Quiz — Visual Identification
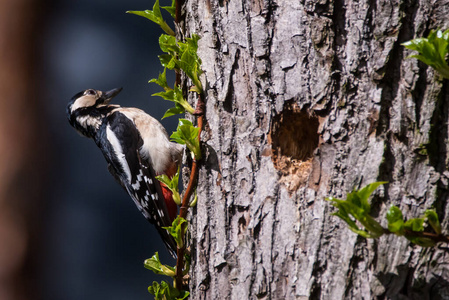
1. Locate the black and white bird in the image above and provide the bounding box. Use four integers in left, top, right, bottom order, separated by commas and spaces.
67, 87, 182, 256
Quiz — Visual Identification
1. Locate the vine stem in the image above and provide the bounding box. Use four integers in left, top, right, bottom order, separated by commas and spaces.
384, 228, 449, 244
175, 0, 184, 27
175, 92, 203, 289
173, 0, 202, 290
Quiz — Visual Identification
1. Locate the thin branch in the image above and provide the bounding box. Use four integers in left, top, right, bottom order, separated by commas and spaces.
173, 0, 202, 290
403, 230, 449, 244
175, 92, 204, 289
384, 228, 449, 244
175, 0, 184, 26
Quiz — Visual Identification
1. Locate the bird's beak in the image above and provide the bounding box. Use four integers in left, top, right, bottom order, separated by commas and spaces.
102, 87, 123, 104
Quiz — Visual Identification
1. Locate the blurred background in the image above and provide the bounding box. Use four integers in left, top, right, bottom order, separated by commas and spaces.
0, 0, 178, 299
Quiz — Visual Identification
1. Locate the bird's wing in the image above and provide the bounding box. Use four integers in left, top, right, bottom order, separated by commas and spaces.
97, 111, 177, 257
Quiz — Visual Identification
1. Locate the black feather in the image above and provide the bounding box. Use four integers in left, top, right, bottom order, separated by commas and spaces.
95, 112, 177, 257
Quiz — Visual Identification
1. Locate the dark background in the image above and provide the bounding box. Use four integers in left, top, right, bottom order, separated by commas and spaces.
31, 0, 177, 299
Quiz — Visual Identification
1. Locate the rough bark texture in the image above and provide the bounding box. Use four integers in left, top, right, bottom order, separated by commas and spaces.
184, 0, 449, 299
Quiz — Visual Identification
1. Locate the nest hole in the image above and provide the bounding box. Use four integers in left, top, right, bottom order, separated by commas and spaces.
269, 105, 319, 191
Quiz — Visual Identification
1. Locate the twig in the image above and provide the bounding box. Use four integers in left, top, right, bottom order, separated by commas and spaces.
175, 0, 184, 27
384, 228, 449, 244
175, 94, 204, 289
403, 230, 449, 244
175, 92, 204, 289
173, 0, 203, 290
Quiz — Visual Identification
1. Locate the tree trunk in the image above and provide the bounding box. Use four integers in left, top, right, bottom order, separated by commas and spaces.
0, 0, 43, 299
184, 0, 449, 299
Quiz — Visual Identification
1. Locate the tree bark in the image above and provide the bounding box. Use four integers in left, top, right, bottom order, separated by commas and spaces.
184, 0, 449, 299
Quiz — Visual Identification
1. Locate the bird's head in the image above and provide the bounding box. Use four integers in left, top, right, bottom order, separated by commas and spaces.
67, 87, 122, 137
67, 87, 123, 115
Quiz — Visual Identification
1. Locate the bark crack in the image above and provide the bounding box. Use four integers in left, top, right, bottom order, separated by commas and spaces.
269, 184, 280, 297
308, 204, 329, 298
376, 0, 418, 136
329, 0, 347, 102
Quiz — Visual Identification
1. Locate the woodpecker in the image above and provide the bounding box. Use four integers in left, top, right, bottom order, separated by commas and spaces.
67, 88, 182, 257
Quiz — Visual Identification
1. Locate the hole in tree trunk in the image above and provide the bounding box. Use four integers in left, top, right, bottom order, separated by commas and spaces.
269, 104, 319, 192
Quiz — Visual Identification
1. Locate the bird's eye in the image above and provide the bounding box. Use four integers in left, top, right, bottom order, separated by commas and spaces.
85, 89, 96, 96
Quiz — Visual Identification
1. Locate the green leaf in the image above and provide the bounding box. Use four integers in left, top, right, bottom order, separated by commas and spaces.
177, 291, 190, 300
386, 205, 404, 233
403, 29, 449, 79
149, 68, 169, 90
434, 35, 448, 62
404, 218, 425, 232
327, 198, 359, 230
152, 85, 194, 117
403, 216, 437, 247
344, 192, 365, 216
163, 216, 187, 248
127, 0, 175, 36
347, 227, 372, 238
144, 252, 175, 277
156, 168, 181, 205
156, 174, 171, 185
148, 280, 189, 300
127, 10, 160, 24
171, 119, 201, 159
153, 89, 175, 101
155, 33, 203, 93
159, 54, 177, 69
159, 34, 179, 54
178, 52, 202, 91
402, 38, 426, 51
425, 210, 441, 234
406, 237, 436, 247
178, 35, 203, 92
359, 214, 384, 238
187, 34, 201, 52
173, 86, 195, 113
356, 181, 388, 213
156, 172, 179, 190
179, 50, 195, 74
407, 54, 435, 68
189, 190, 198, 207
148, 282, 163, 299
161, 0, 176, 18
327, 198, 372, 238
326, 182, 388, 239
162, 105, 185, 119
442, 28, 449, 41
144, 252, 163, 275
420, 41, 436, 63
